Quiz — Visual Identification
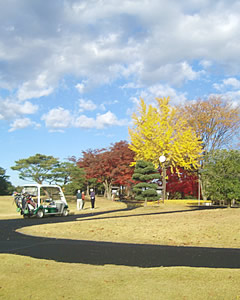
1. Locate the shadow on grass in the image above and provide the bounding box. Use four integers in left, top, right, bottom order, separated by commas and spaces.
75, 204, 227, 223
1, 205, 239, 269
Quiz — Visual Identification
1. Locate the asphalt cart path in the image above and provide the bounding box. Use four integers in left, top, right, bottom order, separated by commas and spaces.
1, 209, 240, 269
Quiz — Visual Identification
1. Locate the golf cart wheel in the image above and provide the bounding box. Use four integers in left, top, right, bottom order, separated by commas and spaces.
36, 209, 44, 218
23, 215, 30, 219
62, 208, 69, 217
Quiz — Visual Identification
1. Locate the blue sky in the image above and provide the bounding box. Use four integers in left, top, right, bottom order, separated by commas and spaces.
1, 0, 240, 186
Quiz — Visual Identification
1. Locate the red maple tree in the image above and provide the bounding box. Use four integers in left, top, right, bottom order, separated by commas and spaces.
166, 167, 199, 199
76, 141, 135, 200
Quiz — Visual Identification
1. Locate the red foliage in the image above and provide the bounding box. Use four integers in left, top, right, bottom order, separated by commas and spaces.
166, 167, 199, 198
77, 141, 135, 187
77, 149, 99, 180
110, 141, 135, 186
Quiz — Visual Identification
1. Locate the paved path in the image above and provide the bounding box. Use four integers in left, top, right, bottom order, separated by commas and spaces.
1, 209, 240, 268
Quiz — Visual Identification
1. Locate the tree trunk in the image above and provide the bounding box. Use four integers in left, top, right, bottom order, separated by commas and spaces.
199, 173, 207, 201
126, 185, 131, 197
103, 180, 112, 200
144, 197, 147, 207
199, 159, 207, 201
86, 184, 90, 196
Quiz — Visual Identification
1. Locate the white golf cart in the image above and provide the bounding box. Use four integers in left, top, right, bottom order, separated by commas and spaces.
14, 184, 69, 218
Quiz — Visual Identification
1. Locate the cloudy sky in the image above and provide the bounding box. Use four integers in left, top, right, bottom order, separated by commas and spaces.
1, 0, 240, 185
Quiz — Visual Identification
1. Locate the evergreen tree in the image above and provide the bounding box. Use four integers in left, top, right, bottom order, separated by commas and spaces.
201, 149, 240, 206
11, 154, 60, 184
0, 167, 14, 195
132, 160, 160, 205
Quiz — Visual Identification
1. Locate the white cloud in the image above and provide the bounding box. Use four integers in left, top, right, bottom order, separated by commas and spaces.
95, 111, 127, 129
199, 60, 212, 69
2, 0, 240, 134
78, 98, 119, 113
210, 90, 240, 105
1, 0, 230, 93
75, 81, 88, 94
42, 106, 127, 131
140, 62, 204, 86
213, 83, 223, 91
223, 78, 240, 89
99, 99, 119, 111
75, 111, 127, 129
149, 85, 187, 104
17, 72, 54, 101
133, 84, 187, 105
126, 84, 187, 116
41, 107, 73, 131
78, 98, 97, 112
74, 115, 97, 129
0, 2, 240, 87
213, 77, 240, 91
75, 83, 85, 93
8, 118, 40, 132
0, 99, 38, 120
120, 82, 143, 89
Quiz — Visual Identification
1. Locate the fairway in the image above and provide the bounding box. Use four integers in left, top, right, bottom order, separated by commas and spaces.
1, 196, 240, 299
18, 198, 240, 249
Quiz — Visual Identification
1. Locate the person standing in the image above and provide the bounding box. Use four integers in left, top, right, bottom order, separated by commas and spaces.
90, 189, 95, 209
81, 191, 85, 210
76, 190, 82, 210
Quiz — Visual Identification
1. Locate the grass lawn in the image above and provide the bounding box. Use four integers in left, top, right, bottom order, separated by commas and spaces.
19, 198, 240, 249
1, 195, 240, 299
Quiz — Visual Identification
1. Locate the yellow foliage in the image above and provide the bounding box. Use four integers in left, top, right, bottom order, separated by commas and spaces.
129, 97, 202, 172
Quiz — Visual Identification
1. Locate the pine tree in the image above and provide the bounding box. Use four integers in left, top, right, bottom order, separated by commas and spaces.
132, 160, 160, 206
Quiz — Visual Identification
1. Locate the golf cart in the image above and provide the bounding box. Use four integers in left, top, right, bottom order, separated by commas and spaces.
14, 184, 69, 218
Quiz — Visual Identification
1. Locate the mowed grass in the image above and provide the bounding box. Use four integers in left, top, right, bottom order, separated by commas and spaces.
1, 196, 240, 299
0, 196, 22, 219
18, 198, 240, 249
1, 254, 240, 300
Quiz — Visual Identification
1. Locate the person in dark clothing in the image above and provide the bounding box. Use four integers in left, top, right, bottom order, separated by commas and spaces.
90, 189, 95, 209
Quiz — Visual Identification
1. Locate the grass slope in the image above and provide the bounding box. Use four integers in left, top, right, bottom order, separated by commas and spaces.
1, 196, 240, 299
18, 200, 240, 249
1, 254, 240, 300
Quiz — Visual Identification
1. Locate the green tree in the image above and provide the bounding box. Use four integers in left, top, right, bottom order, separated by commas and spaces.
62, 163, 86, 195
178, 96, 240, 200
132, 160, 160, 206
0, 167, 14, 195
202, 149, 240, 206
51, 162, 74, 185
11, 154, 60, 184
54, 162, 85, 185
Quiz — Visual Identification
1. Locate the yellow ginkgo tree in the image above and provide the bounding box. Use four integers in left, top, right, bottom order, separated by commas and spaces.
129, 97, 203, 201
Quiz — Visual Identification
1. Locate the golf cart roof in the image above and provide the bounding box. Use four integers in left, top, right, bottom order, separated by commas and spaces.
22, 184, 67, 205
23, 184, 62, 188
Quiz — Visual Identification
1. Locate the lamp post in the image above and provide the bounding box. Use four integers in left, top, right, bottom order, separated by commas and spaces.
198, 171, 201, 206
159, 155, 166, 203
